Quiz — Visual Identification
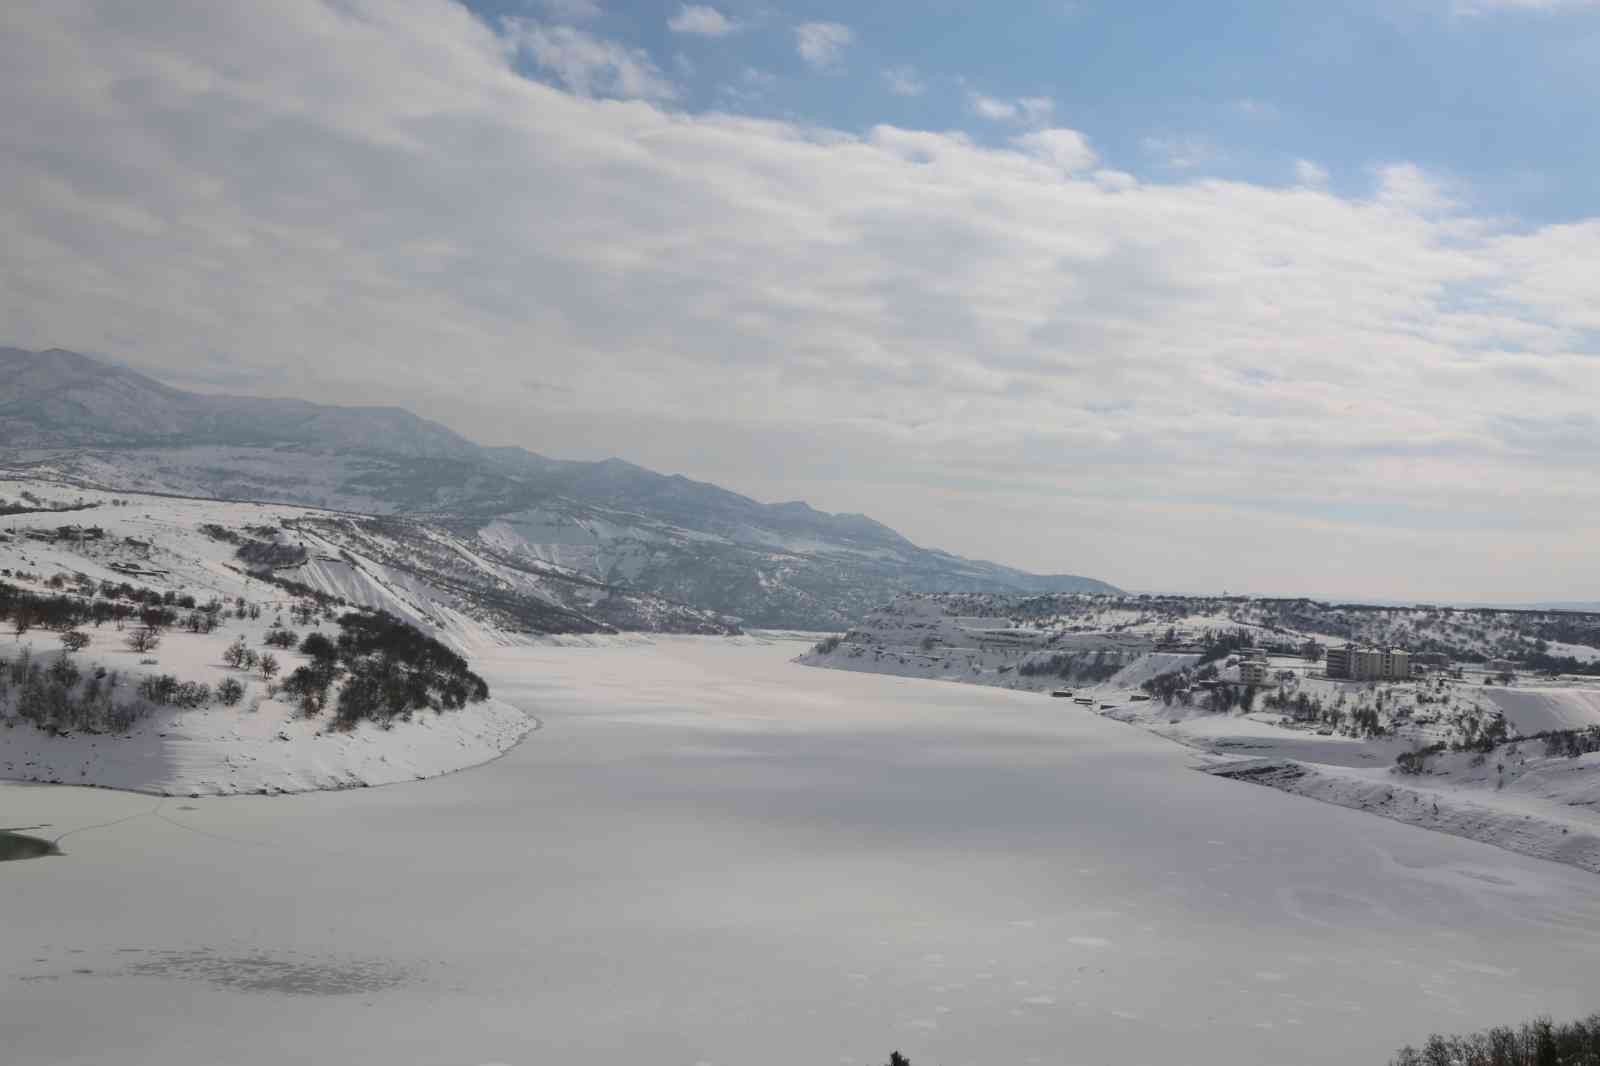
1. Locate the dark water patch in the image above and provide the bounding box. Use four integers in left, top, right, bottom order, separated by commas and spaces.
0, 831, 57, 861
120, 948, 414, 996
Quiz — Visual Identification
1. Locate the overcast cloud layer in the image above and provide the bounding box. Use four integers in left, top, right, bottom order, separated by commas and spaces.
3, 0, 1599, 602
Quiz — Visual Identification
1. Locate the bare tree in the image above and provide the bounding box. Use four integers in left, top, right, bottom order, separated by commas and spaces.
126, 627, 161, 654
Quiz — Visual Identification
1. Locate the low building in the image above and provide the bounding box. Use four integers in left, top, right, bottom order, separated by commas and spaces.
1486, 658, 1518, 676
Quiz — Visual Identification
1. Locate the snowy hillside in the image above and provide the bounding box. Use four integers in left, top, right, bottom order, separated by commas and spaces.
0, 476, 683, 794
801, 592, 1600, 875
0, 477, 738, 640
0, 347, 1117, 628
0, 615, 530, 797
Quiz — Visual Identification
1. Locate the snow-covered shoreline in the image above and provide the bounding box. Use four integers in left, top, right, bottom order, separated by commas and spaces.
1203, 757, 1600, 875
1, 696, 534, 797
799, 595, 1600, 877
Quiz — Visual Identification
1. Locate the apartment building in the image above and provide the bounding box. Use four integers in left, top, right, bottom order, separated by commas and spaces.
1239, 658, 1270, 685
1325, 644, 1410, 681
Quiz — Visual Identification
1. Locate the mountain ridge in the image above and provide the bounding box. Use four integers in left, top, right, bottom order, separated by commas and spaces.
0, 347, 1119, 627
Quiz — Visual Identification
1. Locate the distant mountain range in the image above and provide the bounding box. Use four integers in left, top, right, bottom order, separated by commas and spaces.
0, 347, 1118, 629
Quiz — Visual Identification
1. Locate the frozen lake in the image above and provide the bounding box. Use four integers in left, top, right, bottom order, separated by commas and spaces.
5, 636, 1600, 1065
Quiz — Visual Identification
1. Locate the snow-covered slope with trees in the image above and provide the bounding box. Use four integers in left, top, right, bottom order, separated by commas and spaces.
801, 592, 1600, 874
0, 478, 602, 794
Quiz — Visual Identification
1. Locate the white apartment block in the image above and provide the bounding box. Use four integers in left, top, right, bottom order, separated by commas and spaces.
1325, 644, 1410, 681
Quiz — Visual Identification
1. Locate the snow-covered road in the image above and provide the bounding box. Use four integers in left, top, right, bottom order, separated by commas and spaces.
5, 636, 1600, 1065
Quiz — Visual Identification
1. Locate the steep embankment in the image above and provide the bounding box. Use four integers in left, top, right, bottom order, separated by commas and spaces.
1479, 686, 1600, 733
1206, 757, 1600, 875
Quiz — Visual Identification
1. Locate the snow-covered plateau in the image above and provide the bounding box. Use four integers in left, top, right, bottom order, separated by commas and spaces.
800, 593, 1600, 877
7, 637, 1600, 1065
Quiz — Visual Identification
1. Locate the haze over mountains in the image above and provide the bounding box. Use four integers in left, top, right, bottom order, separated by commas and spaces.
0, 348, 1115, 629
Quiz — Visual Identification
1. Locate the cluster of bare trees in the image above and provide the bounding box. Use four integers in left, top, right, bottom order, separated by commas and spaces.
1392, 1011, 1600, 1065
221, 636, 280, 683
279, 612, 489, 727
0, 648, 151, 735
1018, 648, 1125, 683
1541, 726, 1600, 759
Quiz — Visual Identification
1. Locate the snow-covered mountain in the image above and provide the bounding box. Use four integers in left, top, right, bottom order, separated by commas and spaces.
0, 347, 480, 458
0, 347, 1117, 628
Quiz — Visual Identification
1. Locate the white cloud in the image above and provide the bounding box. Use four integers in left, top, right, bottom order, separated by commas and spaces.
1233, 98, 1279, 119
668, 4, 737, 37
883, 65, 926, 97
968, 93, 1019, 121
968, 93, 1055, 126
1092, 169, 1137, 191
720, 66, 774, 103
1141, 133, 1221, 170
5, 0, 1600, 599
1294, 159, 1330, 186
1012, 129, 1098, 173
1453, 0, 1600, 13
1018, 96, 1055, 125
505, 21, 677, 100
794, 21, 852, 70
534, 0, 604, 21
1375, 162, 1457, 213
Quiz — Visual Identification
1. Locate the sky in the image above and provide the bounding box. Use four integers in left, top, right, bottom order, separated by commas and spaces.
3, 0, 1600, 603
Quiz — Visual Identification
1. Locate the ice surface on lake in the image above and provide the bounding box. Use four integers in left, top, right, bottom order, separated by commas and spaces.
5, 637, 1600, 1065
